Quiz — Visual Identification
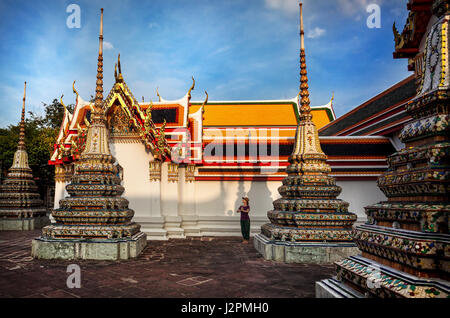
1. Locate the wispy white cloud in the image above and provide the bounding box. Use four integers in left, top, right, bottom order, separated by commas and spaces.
209, 45, 231, 57
104, 41, 114, 50
307, 27, 326, 39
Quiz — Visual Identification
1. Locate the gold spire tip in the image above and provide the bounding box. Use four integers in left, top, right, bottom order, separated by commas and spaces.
299, 2, 305, 50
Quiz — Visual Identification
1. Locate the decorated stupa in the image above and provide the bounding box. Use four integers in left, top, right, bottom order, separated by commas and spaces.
32, 9, 147, 260
0, 82, 49, 230
316, 0, 449, 298
254, 3, 358, 264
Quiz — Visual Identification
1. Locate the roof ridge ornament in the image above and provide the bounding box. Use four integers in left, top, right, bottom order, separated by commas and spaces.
187, 76, 195, 100
201, 91, 208, 116
116, 54, 124, 83
156, 87, 162, 102
72, 80, 79, 98
202, 91, 208, 107
60, 94, 68, 114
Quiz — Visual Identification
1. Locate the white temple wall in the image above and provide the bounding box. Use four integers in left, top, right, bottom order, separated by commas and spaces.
109, 142, 168, 240
160, 162, 179, 216
336, 180, 387, 225
160, 162, 184, 238
109, 142, 154, 217
192, 180, 280, 236
178, 168, 196, 215
53, 181, 66, 210
52, 181, 67, 223
178, 168, 199, 236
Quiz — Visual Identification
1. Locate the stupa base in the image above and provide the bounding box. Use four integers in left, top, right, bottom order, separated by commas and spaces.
253, 233, 359, 264
0, 215, 50, 231
31, 232, 147, 260
315, 255, 450, 298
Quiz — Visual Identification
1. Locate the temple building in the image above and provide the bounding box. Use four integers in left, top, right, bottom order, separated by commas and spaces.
316, 0, 449, 298
253, 3, 359, 264
0, 82, 49, 230
44, 8, 408, 241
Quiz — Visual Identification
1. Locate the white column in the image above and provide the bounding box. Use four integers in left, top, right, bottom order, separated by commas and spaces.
161, 162, 184, 238
141, 160, 167, 240
178, 165, 199, 236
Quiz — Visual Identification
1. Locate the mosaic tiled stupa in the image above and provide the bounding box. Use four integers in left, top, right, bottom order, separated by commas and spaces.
317, 0, 449, 298
0, 82, 49, 230
32, 9, 147, 260
254, 3, 358, 264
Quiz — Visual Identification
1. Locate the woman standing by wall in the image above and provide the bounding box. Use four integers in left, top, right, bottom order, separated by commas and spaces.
237, 197, 250, 244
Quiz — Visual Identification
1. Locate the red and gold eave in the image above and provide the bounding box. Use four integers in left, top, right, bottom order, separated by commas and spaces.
393, 0, 434, 62
49, 79, 337, 167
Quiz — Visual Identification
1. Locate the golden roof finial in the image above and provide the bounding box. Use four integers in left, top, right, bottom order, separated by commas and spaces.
201, 91, 208, 116
156, 87, 162, 102
188, 76, 195, 99
300, 2, 305, 51
60, 94, 68, 113
146, 100, 153, 119
94, 8, 104, 110
116, 53, 124, 82
202, 91, 208, 107
72, 80, 79, 98
299, 2, 311, 120
18, 81, 27, 150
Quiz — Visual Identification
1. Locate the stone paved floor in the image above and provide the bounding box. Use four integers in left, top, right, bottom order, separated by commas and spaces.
0, 230, 335, 298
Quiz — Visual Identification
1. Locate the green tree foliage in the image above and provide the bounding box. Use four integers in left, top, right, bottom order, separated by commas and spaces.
0, 99, 74, 193
31, 98, 75, 129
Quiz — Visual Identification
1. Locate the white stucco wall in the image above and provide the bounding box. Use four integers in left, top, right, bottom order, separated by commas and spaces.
336, 180, 387, 224
194, 180, 280, 219
53, 181, 66, 210
193, 179, 384, 224
109, 142, 159, 218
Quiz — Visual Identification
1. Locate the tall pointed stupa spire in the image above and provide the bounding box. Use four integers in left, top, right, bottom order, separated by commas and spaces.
0, 81, 48, 230
18, 81, 27, 150
82, 8, 110, 156
255, 2, 358, 263
32, 9, 146, 260
298, 2, 311, 119
95, 8, 104, 110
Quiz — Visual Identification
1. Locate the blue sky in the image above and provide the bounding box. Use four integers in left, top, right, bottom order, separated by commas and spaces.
0, 0, 411, 127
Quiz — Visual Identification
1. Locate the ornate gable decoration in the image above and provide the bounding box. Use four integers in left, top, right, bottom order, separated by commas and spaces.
108, 104, 139, 138
104, 54, 172, 161
393, 0, 433, 59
